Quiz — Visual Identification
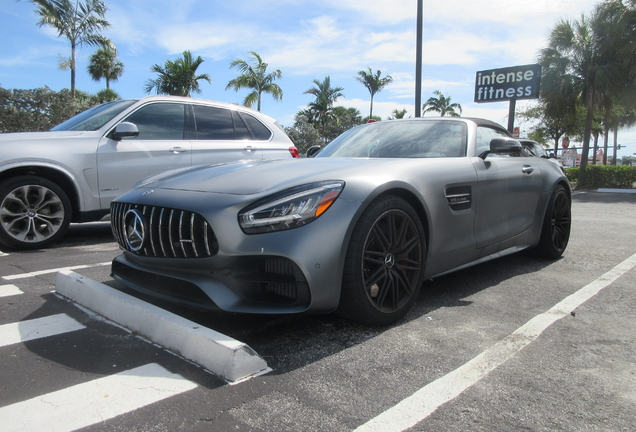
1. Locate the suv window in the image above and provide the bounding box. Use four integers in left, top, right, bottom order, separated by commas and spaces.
124, 103, 185, 140
239, 112, 272, 141
232, 111, 252, 140
193, 105, 235, 140
476, 126, 509, 156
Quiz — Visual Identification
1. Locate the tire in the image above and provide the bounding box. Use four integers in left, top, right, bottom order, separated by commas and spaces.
0, 176, 72, 250
533, 184, 571, 259
338, 195, 426, 326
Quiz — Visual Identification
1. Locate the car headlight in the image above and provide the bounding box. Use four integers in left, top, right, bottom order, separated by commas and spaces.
239, 181, 345, 234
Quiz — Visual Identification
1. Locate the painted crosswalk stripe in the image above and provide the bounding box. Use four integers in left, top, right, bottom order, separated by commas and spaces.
0, 363, 198, 432
1, 262, 111, 281
0, 284, 23, 298
0, 313, 86, 348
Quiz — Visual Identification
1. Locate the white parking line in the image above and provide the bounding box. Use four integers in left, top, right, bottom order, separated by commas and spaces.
0, 284, 23, 298
0, 363, 197, 432
355, 252, 636, 432
2, 262, 111, 281
0, 313, 86, 348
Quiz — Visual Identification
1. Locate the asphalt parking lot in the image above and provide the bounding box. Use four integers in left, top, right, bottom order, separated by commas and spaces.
1, 191, 635, 431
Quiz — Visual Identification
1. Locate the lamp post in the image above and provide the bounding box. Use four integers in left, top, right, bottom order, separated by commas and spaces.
415, 0, 423, 117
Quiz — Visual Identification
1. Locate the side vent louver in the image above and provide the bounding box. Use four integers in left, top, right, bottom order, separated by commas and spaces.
445, 186, 472, 211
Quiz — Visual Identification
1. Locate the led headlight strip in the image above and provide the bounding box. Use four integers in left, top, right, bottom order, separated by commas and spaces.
239, 181, 345, 234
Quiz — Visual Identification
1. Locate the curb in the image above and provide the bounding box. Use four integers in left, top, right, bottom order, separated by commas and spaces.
597, 188, 636, 194
55, 270, 270, 383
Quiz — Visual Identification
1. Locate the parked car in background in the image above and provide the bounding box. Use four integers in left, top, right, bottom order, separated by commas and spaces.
519, 139, 564, 170
0, 95, 298, 250
110, 117, 571, 326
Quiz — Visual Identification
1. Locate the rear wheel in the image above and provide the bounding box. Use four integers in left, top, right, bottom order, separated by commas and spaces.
0, 176, 72, 250
534, 184, 571, 259
338, 195, 426, 326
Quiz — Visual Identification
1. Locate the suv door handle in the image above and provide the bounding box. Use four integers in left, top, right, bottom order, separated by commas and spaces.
169, 147, 188, 154
522, 165, 534, 174
244, 146, 256, 153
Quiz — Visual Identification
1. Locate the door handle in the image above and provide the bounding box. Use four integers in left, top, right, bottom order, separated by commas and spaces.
169, 147, 187, 154
244, 146, 256, 153
522, 165, 534, 174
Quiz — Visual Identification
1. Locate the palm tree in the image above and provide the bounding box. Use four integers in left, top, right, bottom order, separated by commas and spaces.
303, 76, 344, 141
29, 0, 111, 99
144, 51, 211, 97
389, 109, 408, 120
539, 4, 631, 183
355, 67, 393, 119
422, 90, 462, 117
225, 51, 283, 112
87, 46, 123, 89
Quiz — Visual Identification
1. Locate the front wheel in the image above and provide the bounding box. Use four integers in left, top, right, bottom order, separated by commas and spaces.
0, 176, 72, 250
533, 184, 571, 259
338, 195, 426, 326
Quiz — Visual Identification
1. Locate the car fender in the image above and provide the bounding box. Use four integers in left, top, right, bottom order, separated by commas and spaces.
0, 160, 97, 215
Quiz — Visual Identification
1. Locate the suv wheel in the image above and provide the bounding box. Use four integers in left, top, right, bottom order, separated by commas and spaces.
0, 176, 72, 250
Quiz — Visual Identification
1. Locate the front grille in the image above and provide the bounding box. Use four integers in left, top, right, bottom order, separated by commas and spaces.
111, 202, 219, 258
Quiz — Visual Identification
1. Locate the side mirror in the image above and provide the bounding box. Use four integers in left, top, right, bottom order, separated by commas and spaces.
111, 122, 139, 141
306, 145, 322, 158
480, 137, 522, 159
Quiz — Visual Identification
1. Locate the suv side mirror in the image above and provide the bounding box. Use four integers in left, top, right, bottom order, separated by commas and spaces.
111, 122, 139, 141
480, 137, 522, 159
306, 145, 322, 158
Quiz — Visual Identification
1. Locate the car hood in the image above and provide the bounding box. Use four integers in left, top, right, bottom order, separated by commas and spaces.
0, 130, 87, 143
136, 158, 393, 195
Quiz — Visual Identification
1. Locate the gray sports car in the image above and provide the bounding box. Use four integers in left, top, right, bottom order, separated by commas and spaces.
110, 117, 571, 325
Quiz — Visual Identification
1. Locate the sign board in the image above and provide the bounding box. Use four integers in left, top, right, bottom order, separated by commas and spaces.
474, 64, 541, 103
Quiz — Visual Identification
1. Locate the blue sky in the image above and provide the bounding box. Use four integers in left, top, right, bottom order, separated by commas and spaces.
2, 0, 635, 157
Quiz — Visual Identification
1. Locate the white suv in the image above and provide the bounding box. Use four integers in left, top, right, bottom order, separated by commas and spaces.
0, 95, 299, 250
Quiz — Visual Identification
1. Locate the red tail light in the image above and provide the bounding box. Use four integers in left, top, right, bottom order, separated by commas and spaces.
289, 147, 300, 158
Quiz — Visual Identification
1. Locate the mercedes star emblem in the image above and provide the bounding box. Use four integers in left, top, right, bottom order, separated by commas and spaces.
124, 209, 146, 252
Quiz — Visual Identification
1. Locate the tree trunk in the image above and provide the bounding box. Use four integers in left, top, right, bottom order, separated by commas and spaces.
603, 126, 609, 165
577, 102, 594, 186
71, 42, 76, 100
612, 126, 619, 165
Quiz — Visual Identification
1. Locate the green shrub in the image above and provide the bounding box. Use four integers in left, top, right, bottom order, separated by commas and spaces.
565, 166, 636, 189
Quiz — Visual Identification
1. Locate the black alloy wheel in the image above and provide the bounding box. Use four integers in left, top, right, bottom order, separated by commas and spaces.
338, 195, 425, 325
534, 184, 571, 259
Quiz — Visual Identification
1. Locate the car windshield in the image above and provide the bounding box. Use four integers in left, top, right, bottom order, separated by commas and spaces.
316, 119, 467, 158
51, 99, 137, 131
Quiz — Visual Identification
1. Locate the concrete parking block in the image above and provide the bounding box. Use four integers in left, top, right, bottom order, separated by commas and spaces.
55, 270, 270, 383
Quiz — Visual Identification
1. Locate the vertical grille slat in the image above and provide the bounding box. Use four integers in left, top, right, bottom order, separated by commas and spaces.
190, 213, 199, 258
178, 212, 186, 257
204, 221, 211, 256
159, 208, 167, 257
149, 207, 158, 256
110, 202, 218, 259
168, 210, 177, 257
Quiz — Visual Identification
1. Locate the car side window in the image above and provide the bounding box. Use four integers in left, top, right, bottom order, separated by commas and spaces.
239, 112, 272, 141
475, 126, 509, 156
193, 105, 235, 140
123, 103, 185, 140
232, 112, 252, 140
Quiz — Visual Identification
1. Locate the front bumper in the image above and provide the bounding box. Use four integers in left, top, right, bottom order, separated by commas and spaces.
110, 193, 364, 315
